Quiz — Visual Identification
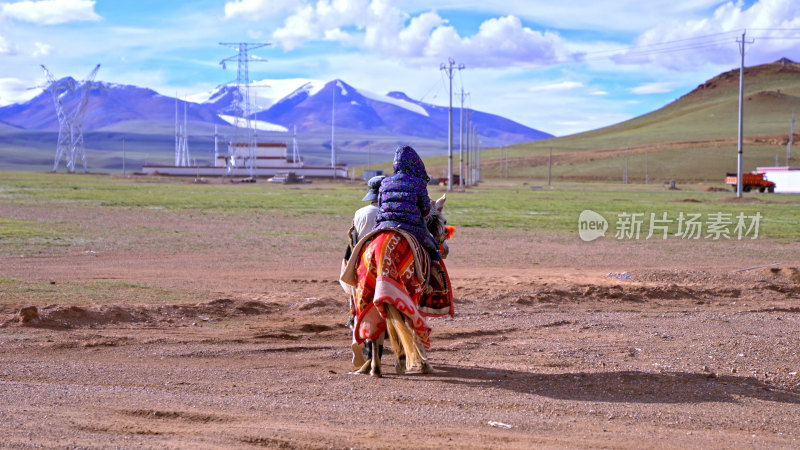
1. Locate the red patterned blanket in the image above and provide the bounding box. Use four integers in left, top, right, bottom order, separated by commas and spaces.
353, 231, 431, 348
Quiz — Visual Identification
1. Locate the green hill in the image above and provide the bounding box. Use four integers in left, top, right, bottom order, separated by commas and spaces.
471, 58, 800, 184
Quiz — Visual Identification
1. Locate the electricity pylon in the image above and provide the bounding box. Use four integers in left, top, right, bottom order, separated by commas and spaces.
219, 42, 270, 178
41, 64, 100, 172
175, 98, 190, 167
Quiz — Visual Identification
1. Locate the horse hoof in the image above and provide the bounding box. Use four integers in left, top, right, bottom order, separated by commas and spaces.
352, 343, 365, 369
355, 359, 372, 374
371, 368, 382, 378
421, 362, 434, 374
395, 362, 406, 375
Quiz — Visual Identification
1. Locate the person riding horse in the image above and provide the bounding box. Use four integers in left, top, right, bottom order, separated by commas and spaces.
341, 146, 454, 376
350, 175, 385, 249
372, 145, 441, 263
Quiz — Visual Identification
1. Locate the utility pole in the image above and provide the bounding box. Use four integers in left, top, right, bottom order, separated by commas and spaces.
505, 146, 509, 179
175, 95, 179, 166
214, 125, 218, 167
736, 30, 754, 198
459, 89, 467, 187
470, 123, 475, 185
624, 148, 629, 184
467, 120, 473, 186
331, 83, 336, 179
478, 128, 482, 182
788, 110, 795, 166
472, 124, 481, 185
440, 58, 464, 191
500, 147, 505, 178
465, 109, 471, 186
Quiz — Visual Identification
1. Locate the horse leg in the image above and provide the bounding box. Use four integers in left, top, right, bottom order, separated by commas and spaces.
389, 325, 406, 375
370, 338, 382, 378
350, 338, 372, 375
419, 342, 433, 373
355, 356, 371, 374
351, 340, 365, 370
395, 347, 406, 375
353, 341, 372, 375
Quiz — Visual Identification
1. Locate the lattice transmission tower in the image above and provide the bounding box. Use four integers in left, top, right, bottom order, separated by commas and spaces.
219, 42, 270, 178
174, 98, 190, 166
40, 64, 100, 172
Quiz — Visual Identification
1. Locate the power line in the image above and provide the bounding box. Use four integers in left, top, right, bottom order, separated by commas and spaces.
752, 36, 800, 40
618, 38, 735, 55
747, 27, 800, 31
418, 78, 442, 103
546, 28, 800, 66
585, 30, 740, 57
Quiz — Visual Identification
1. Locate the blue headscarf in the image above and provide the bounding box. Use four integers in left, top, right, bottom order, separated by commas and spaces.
393, 145, 429, 182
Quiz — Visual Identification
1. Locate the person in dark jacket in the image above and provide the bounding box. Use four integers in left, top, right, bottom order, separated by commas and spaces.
373, 145, 441, 261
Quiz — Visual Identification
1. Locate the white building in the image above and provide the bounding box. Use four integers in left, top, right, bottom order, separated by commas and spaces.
142, 141, 347, 178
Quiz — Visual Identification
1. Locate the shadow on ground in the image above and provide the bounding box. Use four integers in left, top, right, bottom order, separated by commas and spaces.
422, 364, 800, 405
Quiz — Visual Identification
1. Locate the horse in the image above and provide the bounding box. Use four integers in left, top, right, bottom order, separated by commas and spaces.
340, 194, 452, 377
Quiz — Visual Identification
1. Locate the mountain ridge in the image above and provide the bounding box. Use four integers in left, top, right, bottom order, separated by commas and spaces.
469, 58, 800, 182
0, 77, 551, 166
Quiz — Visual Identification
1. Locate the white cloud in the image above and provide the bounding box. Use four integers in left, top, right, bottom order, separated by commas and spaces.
393, 11, 444, 56
621, 0, 800, 69
273, 0, 384, 50
0, 78, 41, 106
427, 15, 574, 67
401, 0, 724, 32
32, 41, 51, 56
224, 0, 301, 20
2, 0, 100, 25
272, 4, 317, 50
0, 35, 15, 55
630, 82, 678, 94
527, 81, 583, 92
588, 90, 608, 96
272, 1, 574, 67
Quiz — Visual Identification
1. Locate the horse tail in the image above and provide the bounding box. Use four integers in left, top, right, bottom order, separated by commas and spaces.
385, 303, 425, 370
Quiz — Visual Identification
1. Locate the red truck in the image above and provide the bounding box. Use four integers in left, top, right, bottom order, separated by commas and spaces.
725, 172, 776, 192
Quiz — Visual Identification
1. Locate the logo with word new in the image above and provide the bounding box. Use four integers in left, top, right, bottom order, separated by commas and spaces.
578, 210, 608, 242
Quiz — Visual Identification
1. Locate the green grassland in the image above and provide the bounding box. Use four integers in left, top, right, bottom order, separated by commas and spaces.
0, 171, 359, 213
1, 171, 798, 241
513, 144, 785, 182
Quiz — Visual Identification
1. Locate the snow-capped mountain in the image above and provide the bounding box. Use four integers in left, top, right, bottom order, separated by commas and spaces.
184, 78, 550, 144
0, 78, 225, 130
252, 79, 551, 144
0, 77, 551, 170
188, 78, 320, 114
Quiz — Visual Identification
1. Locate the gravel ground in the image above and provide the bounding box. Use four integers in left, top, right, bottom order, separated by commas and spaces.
1, 201, 799, 448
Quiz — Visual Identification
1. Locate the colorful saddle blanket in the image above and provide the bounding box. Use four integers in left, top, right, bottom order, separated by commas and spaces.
339, 229, 454, 348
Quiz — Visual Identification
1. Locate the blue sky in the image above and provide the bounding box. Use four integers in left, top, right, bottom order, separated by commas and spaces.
0, 0, 798, 136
